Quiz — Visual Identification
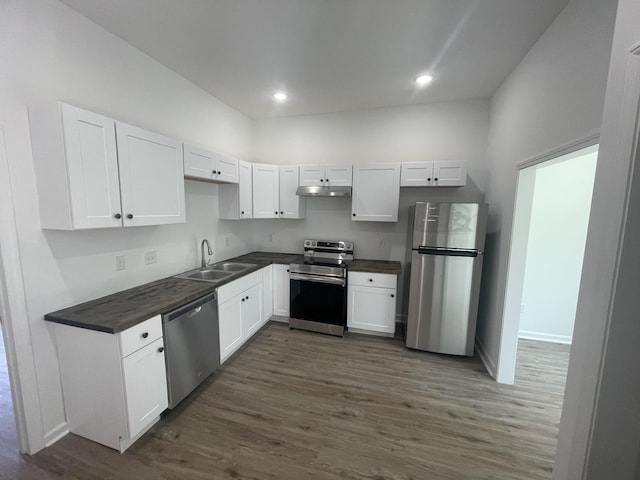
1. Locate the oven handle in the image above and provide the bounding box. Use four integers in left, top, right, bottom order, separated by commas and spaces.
289, 273, 346, 287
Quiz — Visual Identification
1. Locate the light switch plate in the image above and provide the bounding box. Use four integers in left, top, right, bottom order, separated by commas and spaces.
115, 255, 125, 271
144, 251, 157, 265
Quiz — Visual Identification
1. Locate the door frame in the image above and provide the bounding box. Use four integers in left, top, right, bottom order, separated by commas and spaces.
496, 132, 599, 385
0, 125, 45, 454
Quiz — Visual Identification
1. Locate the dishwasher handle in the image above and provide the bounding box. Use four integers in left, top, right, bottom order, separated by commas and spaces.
163, 293, 216, 322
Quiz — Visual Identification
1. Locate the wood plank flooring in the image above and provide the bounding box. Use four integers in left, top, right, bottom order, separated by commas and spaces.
4, 324, 570, 480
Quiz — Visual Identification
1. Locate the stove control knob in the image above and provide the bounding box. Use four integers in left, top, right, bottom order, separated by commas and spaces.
312, 241, 317, 247
304, 240, 310, 246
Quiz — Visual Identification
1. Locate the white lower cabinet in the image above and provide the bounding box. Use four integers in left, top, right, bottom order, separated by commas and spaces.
262, 265, 274, 322
218, 270, 264, 363
55, 316, 168, 452
347, 272, 397, 336
272, 264, 290, 319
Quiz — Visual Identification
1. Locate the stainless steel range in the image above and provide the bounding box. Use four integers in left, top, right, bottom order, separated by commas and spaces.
289, 239, 354, 336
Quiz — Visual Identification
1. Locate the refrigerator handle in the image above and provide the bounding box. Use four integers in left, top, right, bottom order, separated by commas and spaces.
417, 247, 479, 257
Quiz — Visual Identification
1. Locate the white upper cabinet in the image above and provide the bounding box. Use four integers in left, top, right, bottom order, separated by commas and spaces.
252, 164, 279, 218
433, 161, 467, 186
279, 166, 306, 219
115, 122, 185, 227
299, 164, 353, 186
400, 161, 467, 187
183, 144, 238, 184
218, 160, 253, 219
29, 102, 185, 229
351, 163, 401, 222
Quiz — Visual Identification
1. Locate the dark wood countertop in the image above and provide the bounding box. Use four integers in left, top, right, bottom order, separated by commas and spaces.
45, 251, 301, 334
349, 259, 402, 275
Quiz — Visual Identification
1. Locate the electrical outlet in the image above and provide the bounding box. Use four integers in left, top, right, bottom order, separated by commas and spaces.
144, 250, 157, 265
520, 304, 526, 314
378, 238, 385, 248
268, 233, 274, 243
224, 236, 230, 247
115, 255, 126, 271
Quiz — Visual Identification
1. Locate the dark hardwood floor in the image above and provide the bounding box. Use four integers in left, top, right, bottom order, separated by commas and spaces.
5, 324, 570, 480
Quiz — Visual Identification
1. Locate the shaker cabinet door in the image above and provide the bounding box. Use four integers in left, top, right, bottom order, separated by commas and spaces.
116, 122, 185, 227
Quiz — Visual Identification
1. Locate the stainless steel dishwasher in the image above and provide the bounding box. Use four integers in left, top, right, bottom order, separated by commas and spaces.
162, 292, 220, 409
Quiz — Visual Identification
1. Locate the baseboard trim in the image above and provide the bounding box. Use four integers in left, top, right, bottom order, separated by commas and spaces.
475, 338, 496, 379
44, 422, 68, 447
518, 331, 572, 344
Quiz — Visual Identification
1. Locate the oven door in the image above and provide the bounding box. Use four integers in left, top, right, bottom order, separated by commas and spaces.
289, 273, 347, 326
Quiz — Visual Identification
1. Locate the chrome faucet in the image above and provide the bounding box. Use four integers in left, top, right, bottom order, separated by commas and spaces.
200, 239, 213, 269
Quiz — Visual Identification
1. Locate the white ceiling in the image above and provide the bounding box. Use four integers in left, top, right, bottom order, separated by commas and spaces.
60, 0, 569, 119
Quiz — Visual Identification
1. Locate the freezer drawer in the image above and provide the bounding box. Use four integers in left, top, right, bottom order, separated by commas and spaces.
406, 250, 483, 356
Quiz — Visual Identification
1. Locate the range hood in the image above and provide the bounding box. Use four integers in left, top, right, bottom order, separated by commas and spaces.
296, 185, 352, 197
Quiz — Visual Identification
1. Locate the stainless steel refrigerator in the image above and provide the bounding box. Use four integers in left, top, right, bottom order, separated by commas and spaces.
405, 202, 488, 356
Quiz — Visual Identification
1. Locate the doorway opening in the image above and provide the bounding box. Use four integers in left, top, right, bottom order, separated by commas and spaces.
0, 313, 20, 464
506, 143, 598, 387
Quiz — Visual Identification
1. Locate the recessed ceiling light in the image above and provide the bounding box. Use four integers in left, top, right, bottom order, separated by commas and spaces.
273, 91, 288, 102
415, 74, 433, 87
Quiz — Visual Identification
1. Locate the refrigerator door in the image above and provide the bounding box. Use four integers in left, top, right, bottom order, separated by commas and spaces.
412, 202, 488, 251
406, 250, 483, 356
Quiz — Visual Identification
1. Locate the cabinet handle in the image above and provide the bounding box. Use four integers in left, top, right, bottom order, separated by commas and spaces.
320, 179, 324, 182
390, 294, 395, 298
275, 211, 278, 215
286, 269, 289, 272
280, 211, 283, 214
245, 296, 249, 300
241, 298, 245, 302
369, 278, 373, 282
217, 171, 221, 175
427, 177, 432, 181
126, 214, 134, 219
114, 213, 122, 219
326, 178, 329, 182
141, 332, 149, 339
212, 170, 217, 175
158, 347, 165, 353
434, 178, 438, 181
352, 213, 356, 217
241, 211, 245, 214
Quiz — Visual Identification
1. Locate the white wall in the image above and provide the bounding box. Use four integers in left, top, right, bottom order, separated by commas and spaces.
253, 100, 491, 313
477, 0, 617, 382
0, 0, 254, 449
556, 0, 640, 476
518, 150, 597, 344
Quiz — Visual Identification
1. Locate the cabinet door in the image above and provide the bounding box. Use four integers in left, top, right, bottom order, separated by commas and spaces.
326, 165, 353, 186
279, 166, 306, 219
400, 162, 434, 187
299, 165, 325, 186
61, 104, 123, 229
238, 160, 253, 218
183, 144, 216, 181
219, 297, 244, 363
241, 283, 263, 337
352, 163, 401, 222
347, 286, 396, 334
121, 338, 168, 439
273, 264, 290, 317
433, 161, 467, 187
252, 164, 279, 218
262, 265, 273, 323
216, 155, 239, 184
116, 122, 185, 226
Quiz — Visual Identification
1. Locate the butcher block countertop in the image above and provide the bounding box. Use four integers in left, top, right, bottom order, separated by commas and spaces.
349, 259, 402, 275
44, 251, 301, 334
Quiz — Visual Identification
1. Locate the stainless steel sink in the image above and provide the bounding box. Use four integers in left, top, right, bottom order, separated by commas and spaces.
208, 262, 256, 272
174, 262, 257, 284
176, 269, 233, 282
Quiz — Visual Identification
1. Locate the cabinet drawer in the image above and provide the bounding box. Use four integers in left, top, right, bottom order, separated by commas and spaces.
217, 270, 262, 304
119, 315, 163, 358
348, 272, 397, 289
